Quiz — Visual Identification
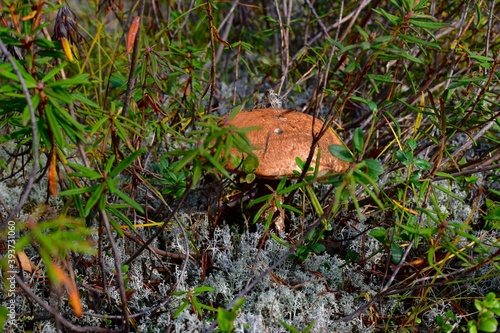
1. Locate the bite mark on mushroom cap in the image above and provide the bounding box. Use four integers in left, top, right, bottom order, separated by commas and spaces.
225, 108, 350, 179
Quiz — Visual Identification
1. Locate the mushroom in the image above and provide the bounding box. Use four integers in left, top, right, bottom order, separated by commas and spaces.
223, 108, 349, 231
225, 108, 349, 179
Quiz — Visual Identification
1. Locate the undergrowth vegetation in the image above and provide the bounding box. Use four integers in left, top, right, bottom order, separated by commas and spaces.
0, 0, 499, 332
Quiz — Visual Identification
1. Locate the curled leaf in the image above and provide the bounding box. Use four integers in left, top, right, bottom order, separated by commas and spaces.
126, 16, 140, 53
60, 37, 74, 62
48, 151, 58, 197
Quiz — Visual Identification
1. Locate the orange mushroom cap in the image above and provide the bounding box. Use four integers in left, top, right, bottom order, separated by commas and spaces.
225, 108, 349, 179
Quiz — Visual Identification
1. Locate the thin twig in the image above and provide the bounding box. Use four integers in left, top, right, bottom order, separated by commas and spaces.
274, 0, 291, 96
100, 210, 130, 331
304, 0, 330, 37
14, 275, 119, 332
124, 229, 201, 260
206, 0, 217, 113
286, 0, 372, 69
0, 40, 39, 228
121, 0, 146, 119
333, 240, 414, 323
233, 42, 242, 106
123, 172, 191, 292
485, 0, 495, 75
215, 0, 238, 65
173, 0, 196, 36
440, 113, 499, 170
336, 242, 500, 323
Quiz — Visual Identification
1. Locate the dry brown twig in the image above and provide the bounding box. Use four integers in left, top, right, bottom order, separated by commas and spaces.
14, 275, 120, 333
274, 0, 292, 97
0, 39, 39, 228
121, 0, 146, 119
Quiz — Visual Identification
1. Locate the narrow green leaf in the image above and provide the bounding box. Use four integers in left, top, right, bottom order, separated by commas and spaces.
0, 67, 19, 82
107, 214, 124, 237
391, 243, 403, 264
277, 181, 305, 195
398, 34, 441, 49
281, 204, 303, 215
373, 35, 395, 44
197, 302, 216, 312
414, 158, 431, 170
303, 320, 315, 333
435, 172, 456, 180
353, 128, 364, 154
172, 149, 199, 173
253, 203, 270, 224
433, 185, 464, 202
410, 19, 448, 30
328, 144, 354, 162
106, 206, 135, 230
59, 186, 95, 196
467, 53, 495, 63
248, 194, 272, 208
45, 105, 66, 147
338, 43, 360, 55
372, 8, 401, 25
111, 186, 145, 214
306, 184, 324, 216
23, 94, 40, 125
42, 61, 68, 83
45, 87, 74, 105
399, 51, 423, 64
448, 222, 489, 253
192, 161, 202, 187
91, 116, 109, 135
68, 163, 103, 180
173, 302, 189, 319
46, 74, 91, 88
84, 183, 105, 217
72, 92, 100, 108
109, 148, 145, 178
48, 96, 86, 133
98, 192, 107, 211
414, 0, 430, 10
204, 153, 231, 178
367, 74, 394, 83
384, 107, 403, 132
105, 155, 116, 174
359, 182, 384, 209
33, 37, 55, 48
193, 286, 215, 293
